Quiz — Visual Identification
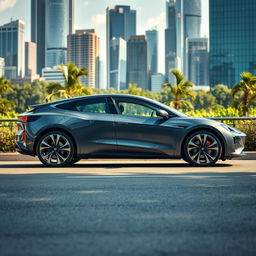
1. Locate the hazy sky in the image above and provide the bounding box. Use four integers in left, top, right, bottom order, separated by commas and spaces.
0, 0, 209, 77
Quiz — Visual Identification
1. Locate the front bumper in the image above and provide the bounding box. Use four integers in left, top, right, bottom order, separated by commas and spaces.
224, 132, 246, 159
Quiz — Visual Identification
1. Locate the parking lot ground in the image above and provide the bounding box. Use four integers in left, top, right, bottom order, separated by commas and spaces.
0, 159, 256, 256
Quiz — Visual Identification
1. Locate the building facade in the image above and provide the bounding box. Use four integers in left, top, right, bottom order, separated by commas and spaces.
187, 37, 208, 86
165, 0, 201, 80
127, 35, 148, 90
151, 73, 165, 93
31, 0, 73, 74
0, 58, 5, 77
0, 19, 25, 79
67, 29, 100, 88
42, 66, 65, 84
106, 5, 136, 89
209, 0, 256, 87
25, 42, 37, 76
146, 29, 158, 74
109, 37, 127, 90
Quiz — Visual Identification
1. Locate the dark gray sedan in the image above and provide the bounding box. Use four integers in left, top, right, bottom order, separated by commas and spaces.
15, 94, 246, 167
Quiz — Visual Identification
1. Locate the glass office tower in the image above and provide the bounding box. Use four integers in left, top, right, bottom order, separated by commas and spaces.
146, 29, 158, 74
46, 0, 69, 67
0, 20, 25, 78
209, 0, 256, 87
106, 5, 136, 89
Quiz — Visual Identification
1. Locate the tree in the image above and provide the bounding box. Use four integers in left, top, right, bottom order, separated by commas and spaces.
162, 69, 195, 110
0, 76, 12, 95
45, 62, 91, 101
232, 72, 256, 115
211, 84, 231, 108
194, 90, 217, 110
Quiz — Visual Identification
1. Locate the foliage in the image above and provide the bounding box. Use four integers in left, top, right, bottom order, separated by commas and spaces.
162, 69, 195, 110
232, 72, 256, 115
45, 62, 92, 101
194, 90, 217, 110
210, 84, 232, 108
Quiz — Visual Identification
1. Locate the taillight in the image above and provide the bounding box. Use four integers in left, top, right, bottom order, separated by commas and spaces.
18, 116, 28, 123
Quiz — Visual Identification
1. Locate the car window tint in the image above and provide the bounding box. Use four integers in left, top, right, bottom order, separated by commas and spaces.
57, 98, 109, 114
116, 101, 157, 117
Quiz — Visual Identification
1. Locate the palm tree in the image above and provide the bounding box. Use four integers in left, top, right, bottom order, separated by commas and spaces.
46, 62, 91, 101
232, 72, 256, 116
162, 69, 195, 110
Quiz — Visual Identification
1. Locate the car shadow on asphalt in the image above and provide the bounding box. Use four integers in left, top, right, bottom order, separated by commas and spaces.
0, 162, 232, 169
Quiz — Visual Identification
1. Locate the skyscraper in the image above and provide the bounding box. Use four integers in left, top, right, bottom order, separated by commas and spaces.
127, 35, 148, 90
46, 0, 69, 68
146, 29, 158, 74
106, 5, 136, 89
209, 0, 256, 87
109, 38, 127, 90
187, 38, 208, 86
0, 19, 25, 79
31, 0, 73, 73
25, 42, 37, 76
165, 0, 201, 80
67, 29, 100, 88
31, 0, 46, 75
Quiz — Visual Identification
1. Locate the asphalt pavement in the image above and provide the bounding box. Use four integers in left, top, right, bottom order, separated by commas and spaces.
0, 159, 256, 256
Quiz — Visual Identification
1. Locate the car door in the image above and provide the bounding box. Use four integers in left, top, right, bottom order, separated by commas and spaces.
58, 97, 116, 155
111, 97, 179, 157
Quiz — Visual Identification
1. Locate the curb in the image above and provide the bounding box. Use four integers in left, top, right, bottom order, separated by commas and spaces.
0, 152, 256, 162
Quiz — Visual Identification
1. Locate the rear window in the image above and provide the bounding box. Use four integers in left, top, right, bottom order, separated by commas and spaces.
56, 98, 110, 114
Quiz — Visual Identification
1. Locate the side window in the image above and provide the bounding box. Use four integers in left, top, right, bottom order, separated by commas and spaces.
57, 98, 110, 114
116, 100, 157, 117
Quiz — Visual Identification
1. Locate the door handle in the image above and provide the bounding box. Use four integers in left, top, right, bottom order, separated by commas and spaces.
117, 122, 129, 125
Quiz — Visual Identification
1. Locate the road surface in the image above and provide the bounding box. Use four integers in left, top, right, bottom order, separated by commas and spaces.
0, 159, 256, 255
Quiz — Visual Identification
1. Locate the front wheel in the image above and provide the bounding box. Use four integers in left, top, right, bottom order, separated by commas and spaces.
182, 131, 222, 167
36, 131, 75, 167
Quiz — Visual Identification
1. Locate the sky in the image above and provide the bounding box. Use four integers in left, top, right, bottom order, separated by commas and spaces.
0, 0, 209, 85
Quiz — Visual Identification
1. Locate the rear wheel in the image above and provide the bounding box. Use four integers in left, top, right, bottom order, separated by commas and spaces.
183, 131, 222, 167
36, 131, 75, 167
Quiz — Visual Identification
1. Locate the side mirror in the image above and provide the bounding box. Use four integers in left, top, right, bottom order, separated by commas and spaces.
156, 109, 169, 119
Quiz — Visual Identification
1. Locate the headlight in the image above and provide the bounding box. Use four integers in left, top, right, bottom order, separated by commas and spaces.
220, 124, 242, 134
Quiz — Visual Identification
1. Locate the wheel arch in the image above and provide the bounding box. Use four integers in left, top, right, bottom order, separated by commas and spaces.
33, 127, 78, 156
180, 127, 227, 161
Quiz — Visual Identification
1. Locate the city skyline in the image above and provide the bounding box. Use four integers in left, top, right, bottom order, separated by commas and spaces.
0, 0, 209, 82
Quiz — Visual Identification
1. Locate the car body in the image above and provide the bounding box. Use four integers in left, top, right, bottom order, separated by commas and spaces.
15, 94, 246, 167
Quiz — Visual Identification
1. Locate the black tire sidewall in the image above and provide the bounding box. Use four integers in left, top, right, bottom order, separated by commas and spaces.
36, 131, 75, 167
183, 130, 222, 167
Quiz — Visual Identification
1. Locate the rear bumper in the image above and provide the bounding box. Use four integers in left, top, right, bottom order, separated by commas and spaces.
15, 141, 35, 156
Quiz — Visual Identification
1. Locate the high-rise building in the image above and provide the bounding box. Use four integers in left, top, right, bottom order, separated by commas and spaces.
67, 29, 100, 88
165, 0, 201, 80
31, 0, 73, 73
106, 5, 136, 89
151, 73, 165, 92
0, 58, 5, 77
127, 35, 148, 90
109, 38, 127, 90
69, 0, 74, 34
209, 0, 256, 87
187, 38, 208, 86
0, 19, 25, 79
46, 0, 69, 68
25, 42, 37, 76
146, 29, 158, 74
31, 0, 46, 75
42, 66, 65, 84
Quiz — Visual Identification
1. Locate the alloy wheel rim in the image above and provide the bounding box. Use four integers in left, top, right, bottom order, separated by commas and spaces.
187, 134, 219, 165
39, 134, 71, 165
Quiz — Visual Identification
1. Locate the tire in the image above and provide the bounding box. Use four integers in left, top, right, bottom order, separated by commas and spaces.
182, 130, 222, 167
69, 157, 81, 165
36, 131, 75, 167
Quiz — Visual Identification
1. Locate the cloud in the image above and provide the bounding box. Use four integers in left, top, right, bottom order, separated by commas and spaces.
91, 13, 106, 26
145, 12, 165, 30
83, 1, 89, 7
0, 0, 16, 12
